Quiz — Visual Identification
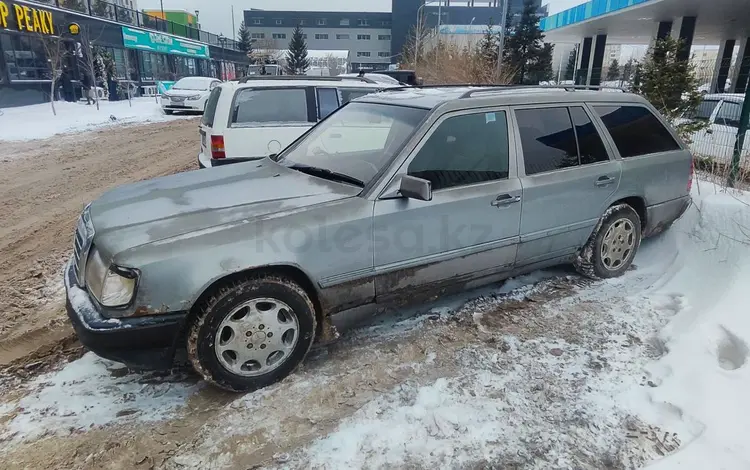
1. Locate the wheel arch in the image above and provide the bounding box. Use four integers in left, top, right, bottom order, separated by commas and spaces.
186, 264, 324, 338
611, 195, 647, 229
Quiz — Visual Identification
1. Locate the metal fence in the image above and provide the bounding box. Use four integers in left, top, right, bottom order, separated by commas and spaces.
40, 0, 241, 51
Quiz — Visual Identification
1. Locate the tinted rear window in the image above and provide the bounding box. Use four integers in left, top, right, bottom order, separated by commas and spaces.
232, 88, 309, 124
569, 107, 609, 165
516, 107, 579, 175
687, 99, 720, 121
594, 105, 680, 158
201, 87, 222, 127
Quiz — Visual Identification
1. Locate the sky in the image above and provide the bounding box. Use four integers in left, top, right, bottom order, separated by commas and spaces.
137, 0, 586, 39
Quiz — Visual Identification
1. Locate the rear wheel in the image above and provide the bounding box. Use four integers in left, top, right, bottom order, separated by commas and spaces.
575, 204, 642, 279
187, 275, 317, 392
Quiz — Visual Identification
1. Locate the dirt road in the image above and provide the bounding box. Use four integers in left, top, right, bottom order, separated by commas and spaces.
0, 119, 199, 367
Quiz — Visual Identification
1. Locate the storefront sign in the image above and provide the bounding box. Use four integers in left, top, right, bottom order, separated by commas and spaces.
121, 26, 210, 59
0, 1, 55, 35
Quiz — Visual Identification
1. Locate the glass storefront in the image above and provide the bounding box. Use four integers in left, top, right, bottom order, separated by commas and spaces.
0, 33, 53, 81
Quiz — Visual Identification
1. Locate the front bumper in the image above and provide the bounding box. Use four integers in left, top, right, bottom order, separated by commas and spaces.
162, 102, 202, 111
64, 259, 188, 370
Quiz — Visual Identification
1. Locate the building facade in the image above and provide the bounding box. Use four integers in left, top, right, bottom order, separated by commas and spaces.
245, 0, 543, 71
0, 0, 248, 107
243, 10, 393, 72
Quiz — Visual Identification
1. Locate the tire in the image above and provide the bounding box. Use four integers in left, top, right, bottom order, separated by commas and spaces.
575, 204, 642, 279
187, 275, 317, 392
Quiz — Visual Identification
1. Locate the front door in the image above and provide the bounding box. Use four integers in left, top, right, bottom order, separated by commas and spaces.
372, 108, 522, 302
513, 105, 621, 266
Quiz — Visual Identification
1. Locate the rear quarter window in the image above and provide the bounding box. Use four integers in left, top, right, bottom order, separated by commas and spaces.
594, 105, 681, 158
231, 88, 309, 125
201, 87, 222, 127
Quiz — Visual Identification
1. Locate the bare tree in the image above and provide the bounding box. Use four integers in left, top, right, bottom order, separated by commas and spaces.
323, 53, 343, 76
38, 34, 68, 116
76, 27, 101, 110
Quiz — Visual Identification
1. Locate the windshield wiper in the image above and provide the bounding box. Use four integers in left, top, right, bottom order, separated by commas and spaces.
289, 164, 364, 187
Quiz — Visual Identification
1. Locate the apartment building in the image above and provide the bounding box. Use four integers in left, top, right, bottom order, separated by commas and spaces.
243, 10, 393, 71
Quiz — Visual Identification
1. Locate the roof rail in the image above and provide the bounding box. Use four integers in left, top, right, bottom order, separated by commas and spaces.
237, 75, 377, 84
376, 84, 510, 93
460, 84, 627, 98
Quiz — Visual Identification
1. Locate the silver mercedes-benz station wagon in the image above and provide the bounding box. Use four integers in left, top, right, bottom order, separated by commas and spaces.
64, 86, 692, 392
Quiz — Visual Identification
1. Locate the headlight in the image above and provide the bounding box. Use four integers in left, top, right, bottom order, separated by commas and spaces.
85, 249, 138, 308
187, 94, 202, 100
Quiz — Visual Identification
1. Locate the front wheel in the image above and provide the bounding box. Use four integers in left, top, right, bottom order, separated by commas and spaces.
575, 204, 642, 279
187, 275, 317, 392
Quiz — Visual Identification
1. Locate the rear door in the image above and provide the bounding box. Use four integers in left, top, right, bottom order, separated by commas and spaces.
223, 86, 315, 158
710, 100, 744, 163
513, 104, 621, 267
686, 97, 720, 158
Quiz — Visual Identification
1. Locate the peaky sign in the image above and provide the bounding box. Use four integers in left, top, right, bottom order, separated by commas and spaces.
0, 1, 56, 35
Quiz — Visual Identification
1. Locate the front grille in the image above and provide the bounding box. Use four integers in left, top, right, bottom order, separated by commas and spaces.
72, 207, 94, 285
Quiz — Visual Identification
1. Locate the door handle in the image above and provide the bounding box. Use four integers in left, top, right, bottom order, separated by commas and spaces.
706, 128, 713, 134
491, 194, 521, 207
595, 176, 616, 187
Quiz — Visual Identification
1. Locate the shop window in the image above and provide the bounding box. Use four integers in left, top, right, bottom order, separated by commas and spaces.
1, 33, 52, 81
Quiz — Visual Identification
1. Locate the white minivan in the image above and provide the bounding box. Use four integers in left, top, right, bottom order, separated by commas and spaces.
686, 93, 749, 163
198, 76, 392, 168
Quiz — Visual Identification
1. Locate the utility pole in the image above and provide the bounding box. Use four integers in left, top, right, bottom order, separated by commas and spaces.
496, 0, 510, 80
728, 84, 750, 187
231, 6, 236, 42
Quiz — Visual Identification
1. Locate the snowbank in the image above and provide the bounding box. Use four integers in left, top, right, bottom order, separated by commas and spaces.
0, 353, 199, 443
630, 184, 750, 469
0, 98, 191, 142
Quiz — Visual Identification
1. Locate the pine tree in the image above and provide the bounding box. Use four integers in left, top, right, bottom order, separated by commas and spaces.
477, 19, 498, 69
237, 21, 252, 54
622, 58, 635, 80
528, 42, 554, 83
501, 0, 550, 84
564, 47, 577, 81
285, 25, 310, 75
606, 58, 621, 80
632, 36, 705, 141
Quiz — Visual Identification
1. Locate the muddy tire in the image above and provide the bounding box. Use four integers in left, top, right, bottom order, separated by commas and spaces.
575, 204, 642, 279
187, 275, 317, 393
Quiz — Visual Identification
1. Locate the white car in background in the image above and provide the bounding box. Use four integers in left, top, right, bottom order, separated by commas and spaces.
162, 77, 222, 115
198, 76, 394, 168
685, 93, 748, 163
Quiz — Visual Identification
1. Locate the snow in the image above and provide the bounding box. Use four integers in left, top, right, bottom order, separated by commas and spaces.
0, 98, 191, 142
0, 353, 199, 444
281, 183, 750, 469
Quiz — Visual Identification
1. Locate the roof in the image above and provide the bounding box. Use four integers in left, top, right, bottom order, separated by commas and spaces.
356, 86, 649, 110
702, 93, 745, 102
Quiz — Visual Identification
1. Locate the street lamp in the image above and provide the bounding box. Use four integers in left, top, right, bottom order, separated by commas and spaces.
415, 1, 448, 63
496, 0, 510, 79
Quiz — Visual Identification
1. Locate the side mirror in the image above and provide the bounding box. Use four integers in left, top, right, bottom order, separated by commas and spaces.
399, 175, 432, 201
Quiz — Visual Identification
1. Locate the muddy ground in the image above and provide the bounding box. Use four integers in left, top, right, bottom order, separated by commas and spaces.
0, 119, 198, 369
0, 120, 683, 469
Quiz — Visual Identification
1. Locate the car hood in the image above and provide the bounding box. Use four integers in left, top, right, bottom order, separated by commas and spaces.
165, 89, 207, 97
88, 159, 361, 256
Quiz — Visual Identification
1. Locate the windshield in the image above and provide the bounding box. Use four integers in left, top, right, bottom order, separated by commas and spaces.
275, 102, 427, 185
172, 77, 213, 90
